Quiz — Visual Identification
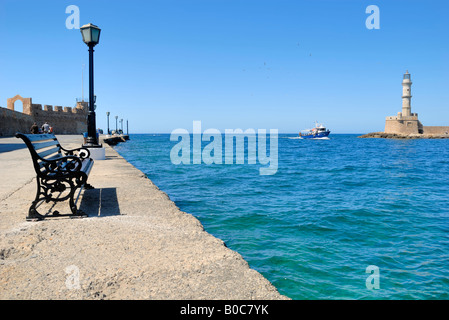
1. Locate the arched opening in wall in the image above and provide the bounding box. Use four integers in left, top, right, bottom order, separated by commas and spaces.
14, 100, 24, 113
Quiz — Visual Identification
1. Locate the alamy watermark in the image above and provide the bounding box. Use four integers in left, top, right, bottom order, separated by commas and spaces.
366, 265, 380, 289
65, 5, 80, 29
365, 5, 380, 30
65, 265, 81, 290
170, 121, 278, 175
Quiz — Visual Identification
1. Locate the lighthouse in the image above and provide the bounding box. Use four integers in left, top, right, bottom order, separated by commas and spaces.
384, 70, 422, 134
375, 70, 449, 137
402, 70, 412, 117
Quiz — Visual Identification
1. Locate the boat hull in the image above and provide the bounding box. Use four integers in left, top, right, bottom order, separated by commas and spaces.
300, 130, 330, 139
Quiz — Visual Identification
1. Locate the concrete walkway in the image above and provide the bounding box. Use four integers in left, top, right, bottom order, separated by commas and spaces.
0, 135, 287, 299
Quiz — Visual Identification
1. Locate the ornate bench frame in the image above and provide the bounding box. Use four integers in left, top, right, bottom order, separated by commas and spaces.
16, 133, 94, 221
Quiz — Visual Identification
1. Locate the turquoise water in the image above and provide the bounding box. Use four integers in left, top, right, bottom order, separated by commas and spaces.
114, 134, 449, 299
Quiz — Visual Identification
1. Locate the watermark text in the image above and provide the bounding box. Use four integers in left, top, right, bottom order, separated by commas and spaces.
170, 121, 278, 175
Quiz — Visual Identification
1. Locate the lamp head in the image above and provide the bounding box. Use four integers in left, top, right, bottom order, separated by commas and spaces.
80, 23, 101, 47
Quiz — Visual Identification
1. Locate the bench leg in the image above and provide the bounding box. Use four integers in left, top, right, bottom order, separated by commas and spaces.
27, 206, 42, 221
26, 177, 88, 221
68, 182, 88, 219
26, 179, 45, 221
84, 183, 94, 190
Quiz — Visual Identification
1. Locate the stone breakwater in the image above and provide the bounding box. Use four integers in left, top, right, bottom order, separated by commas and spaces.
358, 132, 449, 139
0, 135, 288, 300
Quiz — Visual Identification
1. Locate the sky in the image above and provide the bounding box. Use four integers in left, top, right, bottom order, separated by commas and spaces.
0, 0, 448, 133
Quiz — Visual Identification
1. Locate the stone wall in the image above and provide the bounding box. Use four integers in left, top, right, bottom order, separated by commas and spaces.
385, 119, 449, 137
384, 119, 422, 135
1, 95, 88, 136
422, 126, 449, 135
31, 103, 88, 134
0, 106, 34, 137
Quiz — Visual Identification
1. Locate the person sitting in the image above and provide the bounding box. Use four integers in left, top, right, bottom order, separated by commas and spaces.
41, 122, 50, 133
30, 122, 39, 134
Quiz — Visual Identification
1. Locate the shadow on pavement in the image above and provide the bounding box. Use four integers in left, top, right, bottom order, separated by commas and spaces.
0, 143, 26, 153
79, 187, 122, 217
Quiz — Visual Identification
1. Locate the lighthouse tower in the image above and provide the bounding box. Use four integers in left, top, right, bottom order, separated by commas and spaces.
402, 70, 412, 117
385, 71, 422, 134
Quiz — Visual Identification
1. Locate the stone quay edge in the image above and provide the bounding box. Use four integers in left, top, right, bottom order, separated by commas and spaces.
0, 135, 289, 300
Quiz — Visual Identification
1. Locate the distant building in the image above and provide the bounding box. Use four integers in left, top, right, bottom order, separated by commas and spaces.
0, 95, 88, 136
385, 71, 449, 136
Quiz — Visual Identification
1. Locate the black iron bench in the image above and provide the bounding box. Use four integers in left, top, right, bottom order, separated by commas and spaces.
15, 133, 94, 221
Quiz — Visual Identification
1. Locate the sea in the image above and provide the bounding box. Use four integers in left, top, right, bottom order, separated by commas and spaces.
114, 134, 449, 300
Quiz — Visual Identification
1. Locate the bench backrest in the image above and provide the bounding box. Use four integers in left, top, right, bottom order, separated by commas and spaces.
16, 133, 63, 173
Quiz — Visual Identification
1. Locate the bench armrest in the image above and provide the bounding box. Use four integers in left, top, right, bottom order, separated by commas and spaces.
41, 155, 84, 175
61, 146, 91, 159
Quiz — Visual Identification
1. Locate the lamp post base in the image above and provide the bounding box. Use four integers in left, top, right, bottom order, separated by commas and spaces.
82, 143, 103, 148
83, 145, 106, 160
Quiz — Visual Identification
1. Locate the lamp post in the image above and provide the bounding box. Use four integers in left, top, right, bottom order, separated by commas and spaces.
115, 116, 118, 133
120, 119, 123, 133
106, 111, 110, 135
80, 23, 101, 147
126, 119, 129, 135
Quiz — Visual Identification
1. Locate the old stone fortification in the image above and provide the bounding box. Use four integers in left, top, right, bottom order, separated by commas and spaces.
385, 114, 423, 135
0, 95, 88, 136
385, 115, 449, 136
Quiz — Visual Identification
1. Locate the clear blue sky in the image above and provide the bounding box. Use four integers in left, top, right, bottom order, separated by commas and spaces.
1, 0, 448, 133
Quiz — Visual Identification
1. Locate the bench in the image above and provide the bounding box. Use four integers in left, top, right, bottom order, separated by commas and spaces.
15, 133, 94, 221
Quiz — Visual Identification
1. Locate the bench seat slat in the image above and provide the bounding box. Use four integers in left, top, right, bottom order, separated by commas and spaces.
33, 140, 60, 151
81, 158, 94, 174
38, 147, 61, 159
24, 134, 57, 142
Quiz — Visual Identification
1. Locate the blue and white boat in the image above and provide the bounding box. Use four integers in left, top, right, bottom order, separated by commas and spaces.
299, 122, 330, 139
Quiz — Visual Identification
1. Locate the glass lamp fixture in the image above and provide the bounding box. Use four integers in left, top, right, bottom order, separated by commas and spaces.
80, 23, 101, 47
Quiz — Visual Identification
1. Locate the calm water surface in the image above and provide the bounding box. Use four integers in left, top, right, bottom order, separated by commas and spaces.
114, 134, 449, 299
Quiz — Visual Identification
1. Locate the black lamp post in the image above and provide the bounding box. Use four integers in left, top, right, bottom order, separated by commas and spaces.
120, 119, 123, 133
115, 116, 118, 133
106, 111, 110, 134
80, 23, 101, 147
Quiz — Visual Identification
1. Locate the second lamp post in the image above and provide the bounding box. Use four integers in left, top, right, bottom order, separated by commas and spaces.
106, 111, 110, 135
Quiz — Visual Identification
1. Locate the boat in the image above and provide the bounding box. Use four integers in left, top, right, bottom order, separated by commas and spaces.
299, 122, 330, 139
